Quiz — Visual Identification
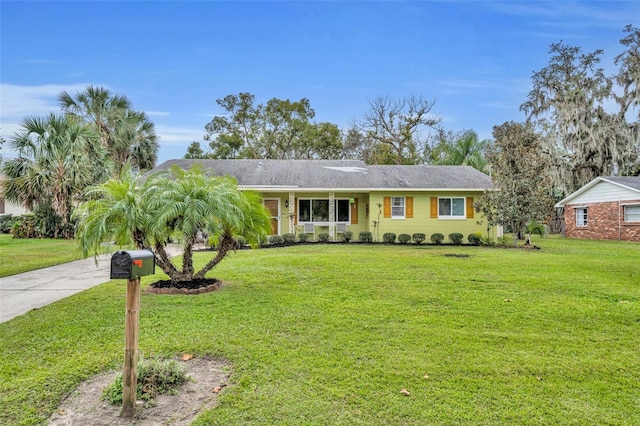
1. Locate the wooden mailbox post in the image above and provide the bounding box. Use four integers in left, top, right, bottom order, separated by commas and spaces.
110, 250, 155, 418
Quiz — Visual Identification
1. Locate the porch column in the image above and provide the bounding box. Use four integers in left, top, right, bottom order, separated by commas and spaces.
329, 191, 335, 240
289, 192, 296, 234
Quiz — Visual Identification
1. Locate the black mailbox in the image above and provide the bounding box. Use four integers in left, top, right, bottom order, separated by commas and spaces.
110, 250, 155, 279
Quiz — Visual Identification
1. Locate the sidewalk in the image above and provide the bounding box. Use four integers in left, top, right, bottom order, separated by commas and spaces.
0, 246, 182, 323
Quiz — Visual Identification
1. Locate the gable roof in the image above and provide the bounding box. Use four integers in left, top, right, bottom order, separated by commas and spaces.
149, 159, 493, 191
555, 176, 640, 207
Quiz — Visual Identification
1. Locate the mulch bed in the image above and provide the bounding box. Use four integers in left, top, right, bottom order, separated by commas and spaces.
146, 278, 223, 295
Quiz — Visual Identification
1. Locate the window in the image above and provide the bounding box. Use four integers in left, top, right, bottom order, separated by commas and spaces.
624, 205, 640, 223
575, 207, 588, 227
438, 197, 465, 218
298, 199, 350, 223
391, 197, 405, 218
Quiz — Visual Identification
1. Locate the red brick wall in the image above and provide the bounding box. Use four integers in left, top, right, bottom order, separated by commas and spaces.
564, 201, 640, 242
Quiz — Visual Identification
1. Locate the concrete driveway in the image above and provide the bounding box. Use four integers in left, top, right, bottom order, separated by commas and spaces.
0, 246, 182, 323
0, 254, 113, 323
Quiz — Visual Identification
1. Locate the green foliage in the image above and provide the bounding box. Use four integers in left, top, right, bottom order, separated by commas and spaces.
102, 357, 188, 405
268, 235, 284, 245
74, 164, 272, 285
397, 233, 411, 244
341, 231, 353, 242
282, 233, 296, 244
448, 232, 464, 245
412, 233, 426, 244
475, 122, 555, 247
0, 234, 84, 277
358, 231, 373, 242
527, 220, 548, 237
203, 93, 342, 160
235, 235, 247, 247
429, 129, 488, 173
467, 232, 482, 245
317, 232, 329, 242
0, 214, 15, 234
297, 233, 309, 243
60, 85, 159, 173
382, 232, 397, 243
430, 233, 444, 244
521, 26, 640, 194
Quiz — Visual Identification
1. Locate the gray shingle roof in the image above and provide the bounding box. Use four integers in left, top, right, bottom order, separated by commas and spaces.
602, 176, 640, 191
149, 159, 493, 191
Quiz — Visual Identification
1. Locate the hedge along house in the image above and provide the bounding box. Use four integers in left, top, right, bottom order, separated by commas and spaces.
555, 176, 640, 242
149, 159, 496, 243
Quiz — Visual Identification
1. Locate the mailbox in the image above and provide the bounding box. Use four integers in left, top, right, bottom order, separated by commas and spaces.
110, 250, 155, 279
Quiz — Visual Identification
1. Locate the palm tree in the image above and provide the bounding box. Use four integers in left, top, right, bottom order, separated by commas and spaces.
74, 165, 152, 259
60, 85, 159, 173
2, 114, 107, 235
74, 165, 272, 286
430, 130, 488, 173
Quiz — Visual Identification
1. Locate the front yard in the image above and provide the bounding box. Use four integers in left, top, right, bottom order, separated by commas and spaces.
1, 237, 639, 425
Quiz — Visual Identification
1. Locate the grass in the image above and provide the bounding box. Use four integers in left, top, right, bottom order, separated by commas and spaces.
1, 236, 639, 425
0, 234, 85, 277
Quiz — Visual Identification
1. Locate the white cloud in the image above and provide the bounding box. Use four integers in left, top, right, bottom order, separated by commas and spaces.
0, 83, 90, 119
146, 110, 171, 117
0, 83, 96, 145
155, 124, 203, 147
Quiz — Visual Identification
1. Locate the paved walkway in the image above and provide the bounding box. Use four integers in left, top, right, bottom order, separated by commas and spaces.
0, 246, 183, 323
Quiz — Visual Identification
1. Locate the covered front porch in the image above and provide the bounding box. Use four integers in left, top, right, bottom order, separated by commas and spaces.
261, 191, 369, 241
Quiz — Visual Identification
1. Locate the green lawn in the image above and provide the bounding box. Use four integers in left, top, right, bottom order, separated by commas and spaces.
0, 234, 85, 277
1, 237, 639, 425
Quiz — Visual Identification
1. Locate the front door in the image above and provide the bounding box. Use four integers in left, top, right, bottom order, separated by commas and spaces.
263, 199, 280, 235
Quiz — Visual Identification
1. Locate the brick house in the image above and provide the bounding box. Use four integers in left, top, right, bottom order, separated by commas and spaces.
555, 176, 640, 242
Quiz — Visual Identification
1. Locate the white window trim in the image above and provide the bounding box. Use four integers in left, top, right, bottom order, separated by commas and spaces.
391, 196, 405, 219
574, 206, 588, 227
298, 198, 351, 224
438, 197, 466, 220
623, 204, 640, 223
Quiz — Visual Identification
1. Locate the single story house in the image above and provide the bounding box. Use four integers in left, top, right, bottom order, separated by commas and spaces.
555, 176, 640, 242
149, 159, 497, 242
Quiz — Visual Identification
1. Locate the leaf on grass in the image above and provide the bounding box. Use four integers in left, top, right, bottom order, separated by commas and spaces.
213, 386, 223, 393
182, 353, 194, 361
400, 388, 410, 396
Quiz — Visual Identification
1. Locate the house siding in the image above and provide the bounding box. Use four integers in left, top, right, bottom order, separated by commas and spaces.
369, 192, 492, 243
564, 201, 640, 242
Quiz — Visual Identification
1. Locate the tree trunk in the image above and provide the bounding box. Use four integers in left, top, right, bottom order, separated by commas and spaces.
194, 234, 236, 279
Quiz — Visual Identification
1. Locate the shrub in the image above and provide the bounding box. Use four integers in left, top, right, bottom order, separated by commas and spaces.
269, 235, 284, 245
342, 231, 353, 242
282, 233, 296, 244
449, 233, 464, 245
467, 232, 482, 246
382, 232, 397, 243
317, 232, 329, 242
359, 231, 373, 242
430, 233, 444, 245
235, 235, 247, 247
527, 220, 548, 238
412, 233, 426, 244
297, 233, 309, 243
0, 214, 15, 234
102, 356, 188, 405
398, 233, 411, 244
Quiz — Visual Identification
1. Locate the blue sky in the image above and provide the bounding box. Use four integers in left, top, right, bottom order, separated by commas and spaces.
1, 1, 638, 164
